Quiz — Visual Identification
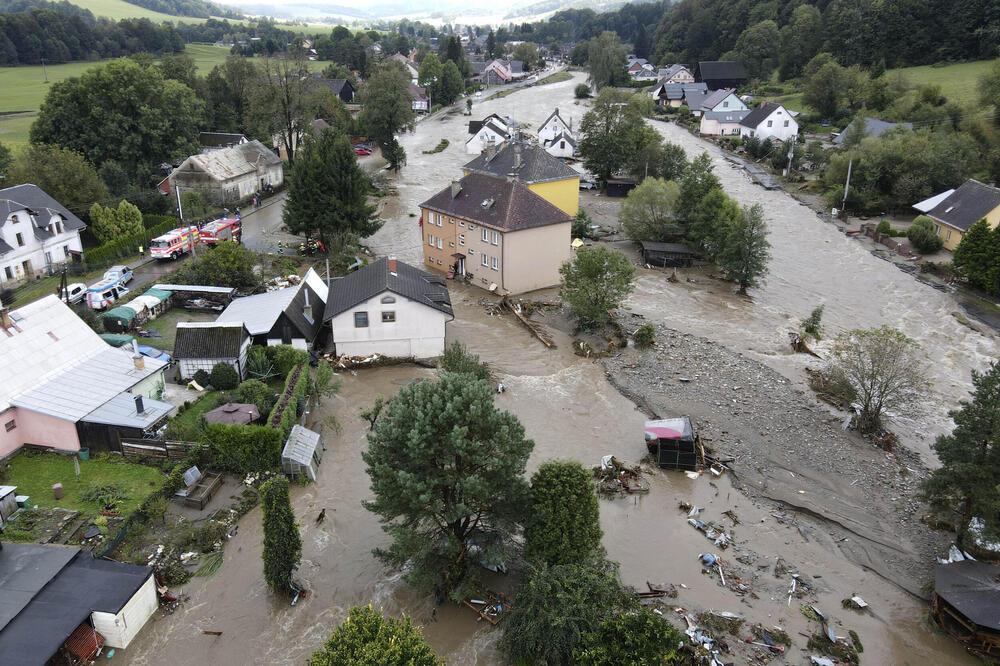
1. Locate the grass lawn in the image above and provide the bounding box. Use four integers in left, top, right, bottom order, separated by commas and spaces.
771, 92, 803, 113
135, 308, 216, 350
7, 254, 144, 308
167, 390, 222, 433
72, 0, 212, 22
537, 71, 572, 86
5, 453, 164, 516
889, 58, 1000, 106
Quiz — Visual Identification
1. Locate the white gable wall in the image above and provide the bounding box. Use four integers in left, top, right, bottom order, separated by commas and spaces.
538, 114, 571, 144
544, 136, 575, 158
466, 126, 508, 154
1, 209, 83, 284
705, 92, 747, 113
91, 575, 157, 648
742, 106, 799, 143
330, 290, 450, 358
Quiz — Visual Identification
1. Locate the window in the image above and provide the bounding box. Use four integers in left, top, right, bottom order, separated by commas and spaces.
44, 251, 52, 265
491, 256, 499, 270
436, 214, 442, 227
946, 230, 952, 242
449, 218, 454, 224
436, 237, 443, 250
4, 419, 14, 432
63, 245, 70, 258
3, 267, 11, 280
450, 242, 455, 247
469, 224, 476, 230
468, 248, 474, 254
382, 311, 396, 323
428, 233, 435, 247
354, 311, 369, 327
381, 296, 396, 304
560, 141, 565, 149
15, 233, 23, 247
482, 253, 489, 266
491, 231, 499, 245
10, 215, 18, 224
459, 221, 465, 227
767, 120, 773, 127
722, 100, 729, 108
482, 228, 489, 242
783, 120, 789, 127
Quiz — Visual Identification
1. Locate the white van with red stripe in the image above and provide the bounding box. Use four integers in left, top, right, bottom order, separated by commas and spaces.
150, 226, 198, 260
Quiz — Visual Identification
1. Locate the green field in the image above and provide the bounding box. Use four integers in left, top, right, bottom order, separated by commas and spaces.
889, 58, 999, 106
73, 0, 204, 21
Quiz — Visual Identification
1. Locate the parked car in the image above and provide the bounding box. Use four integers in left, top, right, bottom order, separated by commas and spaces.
85, 279, 129, 310
354, 143, 372, 151
103, 265, 133, 288
354, 147, 372, 156
475, 91, 483, 97
137, 345, 171, 363
579, 179, 598, 190
58, 282, 87, 304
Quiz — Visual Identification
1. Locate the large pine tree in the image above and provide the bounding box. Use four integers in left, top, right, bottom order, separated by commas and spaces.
260, 476, 302, 594
282, 131, 379, 248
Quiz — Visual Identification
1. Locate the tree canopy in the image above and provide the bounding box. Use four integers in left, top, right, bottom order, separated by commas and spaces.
524, 460, 603, 566
619, 177, 681, 242
952, 219, 1000, 296
308, 605, 442, 666
560, 245, 636, 329
89, 200, 143, 244
587, 31, 628, 89
579, 88, 659, 183
716, 203, 771, 295
362, 372, 533, 601
575, 606, 685, 665
260, 476, 302, 594
4, 144, 106, 215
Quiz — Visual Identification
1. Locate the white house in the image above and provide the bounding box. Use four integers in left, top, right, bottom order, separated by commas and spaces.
0, 184, 86, 285
630, 64, 658, 81
740, 102, 799, 143
215, 269, 326, 349
699, 110, 750, 136
467, 119, 511, 154
538, 108, 573, 145
173, 321, 251, 380
160, 140, 284, 204
699, 89, 747, 114
392, 53, 419, 83
323, 257, 453, 358
544, 131, 577, 158
657, 64, 694, 84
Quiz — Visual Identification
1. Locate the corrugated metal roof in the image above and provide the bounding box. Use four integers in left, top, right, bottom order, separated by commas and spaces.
216, 286, 298, 335
175, 140, 282, 183
81, 392, 174, 429
0, 296, 109, 413
11, 347, 166, 422
913, 189, 955, 213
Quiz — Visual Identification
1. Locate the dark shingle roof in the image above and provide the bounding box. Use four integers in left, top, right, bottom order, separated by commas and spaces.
740, 101, 785, 128
696, 60, 748, 82
463, 142, 579, 184
0, 184, 86, 232
547, 131, 577, 148
283, 281, 325, 342
935, 561, 1000, 630
421, 172, 571, 232
699, 88, 735, 110
173, 322, 248, 359
198, 131, 248, 147
324, 257, 453, 321
468, 120, 484, 135
926, 179, 1000, 232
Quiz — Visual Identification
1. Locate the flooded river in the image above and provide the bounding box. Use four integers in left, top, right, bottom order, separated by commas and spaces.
124, 73, 987, 664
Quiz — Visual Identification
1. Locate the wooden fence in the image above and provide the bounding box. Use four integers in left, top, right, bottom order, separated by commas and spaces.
119, 438, 204, 460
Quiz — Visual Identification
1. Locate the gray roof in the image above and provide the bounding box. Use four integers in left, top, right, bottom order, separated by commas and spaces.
547, 131, 578, 148
421, 172, 572, 233
11, 346, 166, 422
926, 179, 1000, 233
178, 140, 282, 182
463, 141, 579, 185
660, 64, 690, 79
703, 110, 750, 123
696, 60, 748, 82
0, 183, 86, 233
282, 424, 321, 467
198, 131, 248, 147
173, 322, 248, 359
205, 402, 260, 425
640, 241, 695, 255
81, 391, 174, 429
0, 545, 152, 665
0, 543, 77, 633
151, 284, 236, 295
216, 287, 298, 335
684, 90, 711, 110
740, 101, 788, 129
832, 117, 914, 145
324, 257, 453, 320
699, 88, 736, 110
935, 561, 1000, 630
654, 81, 707, 99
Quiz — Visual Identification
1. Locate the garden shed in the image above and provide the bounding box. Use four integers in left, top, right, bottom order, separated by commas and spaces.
0, 485, 17, 523
100, 289, 171, 333
173, 322, 251, 381
934, 561, 1000, 657
644, 417, 700, 471
639, 241, 696, 268
281, 425, 323, 481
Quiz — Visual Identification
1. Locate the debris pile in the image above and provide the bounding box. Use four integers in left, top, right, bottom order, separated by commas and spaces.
593, 456, 649, 495
265, 274, 302, 291
681, 503, 732, 550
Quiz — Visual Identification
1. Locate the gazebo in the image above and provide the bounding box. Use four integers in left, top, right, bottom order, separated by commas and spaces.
204, 402, 260, 426
281, 425, 323, 481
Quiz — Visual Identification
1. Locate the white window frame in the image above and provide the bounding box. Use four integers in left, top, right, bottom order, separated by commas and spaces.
437, 237, 443, 250
428, 233, 435, 246
481, 228, 489, 242
481, 253, 488, 266
491, 256, 498, 270
491, 231, 499, 245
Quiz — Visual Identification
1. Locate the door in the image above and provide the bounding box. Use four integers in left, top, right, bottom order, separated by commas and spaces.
457, 257, 465, 275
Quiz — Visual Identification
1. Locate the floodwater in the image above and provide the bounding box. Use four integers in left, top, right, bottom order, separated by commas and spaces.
123, 284, 975, 665
124, 73, 986, 664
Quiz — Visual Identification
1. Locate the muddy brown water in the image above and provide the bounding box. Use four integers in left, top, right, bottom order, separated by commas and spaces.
123, 284, 975, 665
125, 73, 986, 664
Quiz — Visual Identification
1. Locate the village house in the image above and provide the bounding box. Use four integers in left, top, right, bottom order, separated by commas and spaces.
657, 64, 694, 84
695, 60, 749, 90
323, 257, 452, 358
537, 108, 573, 145
481, 59, 524, 85
419, 172, 572, 294
173, 321, 252, 381
216, 268, 327, 349
630, 63, 658, 82
409, 83, 430, 113
0, 184, 86, 285
699, 89, 747, 114
159, 140, 283, 205
832, 117, 913, 145
391, 53, 419, 83
0, 543, 158, 664
466, 114, 513, 154
739, 102, 799, 143
544, 131, 577, 158
463, 141, 580, 215
0, 296, 171, 459
649, 81, 707, 108
915, 179, 1000, 251
310, 74, 355, 103
700, 110, 750, 136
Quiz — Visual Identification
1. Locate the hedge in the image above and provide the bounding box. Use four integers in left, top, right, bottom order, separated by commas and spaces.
142, 214, 174, 229
205, 423, 283, 476
267, 363, 309, 442
85, 218, 177, 266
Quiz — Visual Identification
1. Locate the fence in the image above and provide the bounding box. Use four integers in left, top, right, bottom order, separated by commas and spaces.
119, 438, 205, 461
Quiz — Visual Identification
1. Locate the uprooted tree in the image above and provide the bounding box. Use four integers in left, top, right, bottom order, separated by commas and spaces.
362, 372, 533, 601
829, 326, 929, 434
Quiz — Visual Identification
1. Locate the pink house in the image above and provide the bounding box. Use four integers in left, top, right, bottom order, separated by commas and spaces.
0, 296, 172, 459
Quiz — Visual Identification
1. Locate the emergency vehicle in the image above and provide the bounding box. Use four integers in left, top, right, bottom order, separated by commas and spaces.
149, 226, 198, 260
198, 217, 241, 246
85, 278, 129, 310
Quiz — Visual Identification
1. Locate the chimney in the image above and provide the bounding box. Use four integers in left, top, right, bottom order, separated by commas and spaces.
389, 256, 397, 275
485, 138, 497, 160
513, 143, 522, 169
451, 179, 462, 198
134, 395, 145, 415
131, 339, 145, 370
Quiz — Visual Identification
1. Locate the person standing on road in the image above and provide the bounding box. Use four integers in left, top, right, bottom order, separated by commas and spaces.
138, 245, 144, 258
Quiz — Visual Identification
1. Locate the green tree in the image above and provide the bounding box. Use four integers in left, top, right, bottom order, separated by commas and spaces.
633, 24, 651, 60
236, 378, 276, 415
778, 5, 823, 80
658, 141, 688, 182
619, 177, 681, 242
260, 476, 302, 594
249, 57, 315, 166
802, 59, 845, 119
979, 60, 1000, 126
309, 605, 443, 666
907, 214, 944, 253
358, 61, 414, 166
418, 52, 443, 102
6, 144, 106, 214
922, 362, 1000, 546
733, 20, 780, 80
204, 56, 258, 133
89, 199, 143, 244
513, 42, 538, 69
685, 187, 740, 256
500, 560, 635, 666
830, 326, 929, 433
575, 83, 591, 99
169, 242, 261, 290
676, 151, 721, 229
0, 140, 11, 179
579, 88, 659, 182
31, 58, 203, 179
486, 29, 497, 59
840, 115, 869, 148
209, 362, 239, 390
283, 132, 379, 248
559, 245, 636, 328
362, 372, 534, 601
524, 460, 603, 566
440, 340, 491, 382
952, 219, 1000, 294
440, 60, 464, 106
716, 203, 771, 295
575, 606, 685, 665
587, 31, 627, 89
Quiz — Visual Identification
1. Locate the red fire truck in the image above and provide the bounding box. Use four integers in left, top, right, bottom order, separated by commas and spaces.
149, 226, 198, 260
198, 217, 241, 246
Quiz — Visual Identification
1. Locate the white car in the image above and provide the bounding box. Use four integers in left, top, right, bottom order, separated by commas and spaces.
475, 91, 483, 97
58, 282, 87, 304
